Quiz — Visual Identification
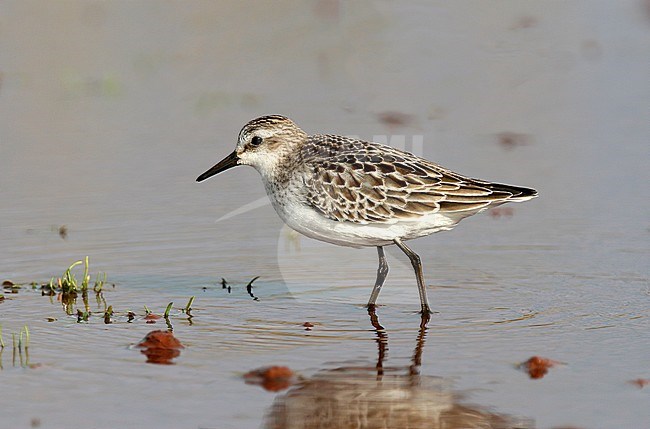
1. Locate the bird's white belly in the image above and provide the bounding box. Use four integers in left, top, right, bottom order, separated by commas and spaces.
272, 199, 457, 248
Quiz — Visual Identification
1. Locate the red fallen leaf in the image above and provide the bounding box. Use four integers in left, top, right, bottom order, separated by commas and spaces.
628, 378, 650, 388
137, 330, 184, 349
140, 347, 181, 365
135, 330, 184, 365
519, 356, 561, 379
244, 366, 296, 392
144, 313, 162, 320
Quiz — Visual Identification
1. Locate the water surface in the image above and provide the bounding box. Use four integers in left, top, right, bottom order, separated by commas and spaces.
1, 1, 649, 428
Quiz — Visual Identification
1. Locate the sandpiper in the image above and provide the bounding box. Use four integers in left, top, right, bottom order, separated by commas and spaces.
197, 115, 537, 315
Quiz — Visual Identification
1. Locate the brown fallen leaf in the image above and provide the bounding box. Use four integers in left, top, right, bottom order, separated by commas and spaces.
519, 356, 562, 379
628, 378, 650, 388
244, 366, 296, 392
135, 330, 184, 365
303, 322, 314, 330
144, 312, 161, 324
377, 111, 414, 129
136, 330, 184, 349
495, 132, 531, 150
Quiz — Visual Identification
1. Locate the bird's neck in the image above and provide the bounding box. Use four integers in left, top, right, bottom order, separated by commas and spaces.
257, 140, 305, 185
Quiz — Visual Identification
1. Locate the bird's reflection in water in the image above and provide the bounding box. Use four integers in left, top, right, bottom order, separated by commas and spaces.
264, 311, 534, 429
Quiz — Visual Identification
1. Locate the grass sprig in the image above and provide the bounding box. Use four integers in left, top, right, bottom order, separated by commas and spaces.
61, 260, 83, 294
185, 296, 195, 313
163, 302, 173, 318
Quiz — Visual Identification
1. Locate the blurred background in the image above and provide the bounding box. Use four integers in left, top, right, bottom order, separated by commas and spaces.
0, 2, 649, 428
1, 1, 648, 280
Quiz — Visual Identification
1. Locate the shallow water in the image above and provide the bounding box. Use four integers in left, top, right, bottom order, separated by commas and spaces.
1, 1, 649, 428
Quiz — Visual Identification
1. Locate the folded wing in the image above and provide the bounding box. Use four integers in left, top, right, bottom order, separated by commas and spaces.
303, 135, 537, 224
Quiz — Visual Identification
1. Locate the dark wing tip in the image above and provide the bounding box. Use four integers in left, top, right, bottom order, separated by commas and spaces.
512, 185, 538, 200
491, 183, 538, 201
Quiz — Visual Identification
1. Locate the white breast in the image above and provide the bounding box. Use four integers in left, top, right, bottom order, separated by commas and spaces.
269, 193, 457, 248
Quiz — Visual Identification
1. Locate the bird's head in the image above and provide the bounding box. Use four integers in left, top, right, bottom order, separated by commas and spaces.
196, 115, 307, 182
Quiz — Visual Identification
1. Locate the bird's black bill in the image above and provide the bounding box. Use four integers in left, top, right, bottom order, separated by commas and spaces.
196, 151, 239, 182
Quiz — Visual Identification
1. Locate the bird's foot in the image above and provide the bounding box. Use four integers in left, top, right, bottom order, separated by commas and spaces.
418, 307, 437, 325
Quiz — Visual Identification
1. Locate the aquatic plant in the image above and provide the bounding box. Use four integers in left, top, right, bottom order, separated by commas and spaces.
81, 256, 90, 291
93, 272, 107, 293
103, 305, 113, 324
55, 257, 107, 295
163, 302, 173, 319
77, 309, 90, 323
43, 277, 56, 295
8, 325, 31, 367
184, 296, 195, 313
246, 276, 260, 301
23, 325, 29, 349
61, 260, 82, 294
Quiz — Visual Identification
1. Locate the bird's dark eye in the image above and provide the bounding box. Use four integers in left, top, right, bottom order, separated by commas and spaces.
251, 136, 263, 147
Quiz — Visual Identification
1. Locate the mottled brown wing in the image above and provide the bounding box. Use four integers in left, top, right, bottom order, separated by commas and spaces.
303, 135, 534, 224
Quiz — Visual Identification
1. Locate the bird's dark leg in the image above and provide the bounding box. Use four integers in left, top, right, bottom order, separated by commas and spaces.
367, 246, 389, 311
393, 238, 432, 316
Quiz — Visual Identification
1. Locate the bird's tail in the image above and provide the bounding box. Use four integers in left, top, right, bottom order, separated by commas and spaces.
489, 183, 538, 202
